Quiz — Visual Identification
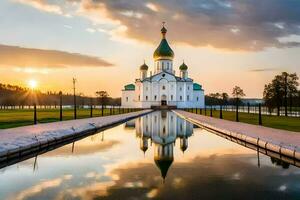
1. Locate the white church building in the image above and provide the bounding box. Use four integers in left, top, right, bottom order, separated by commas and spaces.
121, 25, 205, 108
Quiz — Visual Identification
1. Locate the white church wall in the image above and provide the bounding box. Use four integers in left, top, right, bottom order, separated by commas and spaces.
121, 90, 135, 108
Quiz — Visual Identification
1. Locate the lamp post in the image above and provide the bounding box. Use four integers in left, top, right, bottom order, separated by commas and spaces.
73, 78, 77, 119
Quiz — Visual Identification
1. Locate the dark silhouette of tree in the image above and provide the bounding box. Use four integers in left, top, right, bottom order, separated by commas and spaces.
232, 86, 245, 105
95, 91, 109, 115
263, 72, 299, 116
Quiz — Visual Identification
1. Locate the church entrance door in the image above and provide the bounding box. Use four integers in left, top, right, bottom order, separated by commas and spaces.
161, 95, 167, 106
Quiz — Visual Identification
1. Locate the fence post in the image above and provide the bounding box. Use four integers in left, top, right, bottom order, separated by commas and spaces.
200, 108, 202, 115
101, 105, 104, 116
33, 103, 37, 124
258, 103, 262, 125
247, 102, 250, 114
110, 106, 112, 115
236, 102, 239, 122
90, 98, 93, 118
210, 106, 213, 117
204, 106, 207, 116
220, 105, 223, 119
59, 91, 63, 121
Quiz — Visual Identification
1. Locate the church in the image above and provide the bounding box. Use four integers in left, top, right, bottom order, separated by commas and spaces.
121, 24, 205, 108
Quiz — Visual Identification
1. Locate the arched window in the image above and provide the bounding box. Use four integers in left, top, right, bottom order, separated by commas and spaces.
187, 95, 190, 101
171, 95, 173, 100
167, 62, 169, 70
197, 97, 199, 101
138, 95, 140, 101
146, 96, 148, 100
162, 86, 166, 90
154, 95, 157, 100
126, 97, 128, 102
180, 96, 182, 101
162, 62, 164, 69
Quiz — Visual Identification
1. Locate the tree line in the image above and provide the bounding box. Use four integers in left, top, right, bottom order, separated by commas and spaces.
206, 72, 300, 115
0, 83, 120, 108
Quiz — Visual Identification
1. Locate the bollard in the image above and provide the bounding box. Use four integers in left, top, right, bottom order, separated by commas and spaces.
200, 108, 202, 115
204, 106, 207, 116
220, 105, 223, 119
33, 103, 37, 124
59, 91, 63, 121
210, 106, 213, 117
258, 103, 262, 125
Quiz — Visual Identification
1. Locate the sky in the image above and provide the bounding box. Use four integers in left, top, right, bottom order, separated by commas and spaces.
0, 0, 300, 98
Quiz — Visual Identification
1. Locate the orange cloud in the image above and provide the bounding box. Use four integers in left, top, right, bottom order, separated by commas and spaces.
0, 44, 113, 68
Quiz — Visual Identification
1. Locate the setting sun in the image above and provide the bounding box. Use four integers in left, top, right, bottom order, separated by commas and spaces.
28, 79, 37, 89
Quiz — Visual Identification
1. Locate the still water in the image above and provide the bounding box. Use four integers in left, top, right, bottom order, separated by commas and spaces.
0, 111, 300, 200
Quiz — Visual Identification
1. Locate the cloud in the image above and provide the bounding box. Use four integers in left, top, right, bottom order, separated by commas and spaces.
248, 68, 278, 72
0, 44, 113, 68
15, 0, 63, 15
14, 0, 300, 51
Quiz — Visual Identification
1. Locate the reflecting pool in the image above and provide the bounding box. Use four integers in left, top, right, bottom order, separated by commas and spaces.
1, 111, 300, 200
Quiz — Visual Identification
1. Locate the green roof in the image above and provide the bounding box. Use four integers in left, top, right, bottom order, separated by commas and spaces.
179, 62, 188, 70
193, 83, 202, 91
155, 158, 173, 179
153, 26, 174, 60
124, 84, 135, 91
140, 63, 149, 70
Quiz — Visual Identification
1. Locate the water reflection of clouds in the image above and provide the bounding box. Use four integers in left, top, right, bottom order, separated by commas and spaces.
2, 111, 300, 200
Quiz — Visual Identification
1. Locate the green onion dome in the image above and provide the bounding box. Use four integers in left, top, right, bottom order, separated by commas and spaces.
153, 25, 174, 60
179, 62, 188, 71
140, 62, 149, 71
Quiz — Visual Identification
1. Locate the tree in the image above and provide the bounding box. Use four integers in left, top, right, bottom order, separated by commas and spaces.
221, 93, 229, 105
232, 86, 245, 103
95, 91, 109, 116
232, 86, 245, 122
263, 72, 299, 116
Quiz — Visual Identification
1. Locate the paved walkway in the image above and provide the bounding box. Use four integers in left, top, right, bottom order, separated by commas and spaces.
174, 110, 300, 159
0, 110, 152, 159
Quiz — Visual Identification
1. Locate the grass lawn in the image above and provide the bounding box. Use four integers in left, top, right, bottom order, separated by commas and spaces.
0, 108, 135, 129
188, 109, 300, 132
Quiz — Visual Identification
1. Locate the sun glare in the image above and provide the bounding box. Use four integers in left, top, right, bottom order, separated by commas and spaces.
28, 79, 38, 89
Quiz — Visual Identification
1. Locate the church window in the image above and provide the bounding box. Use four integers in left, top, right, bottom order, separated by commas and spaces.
171, 95, 173, 100
162, 86, 166, 90
126, 97, 128, 102
162, 62, 164, 69
188, 86, 190, 90
167, 62, 169, 69
146, 96, 148, 100
197, 97, 199, 101
180, 87, 182, 91
187, 95, 190, 101
138, 95, 140, 101
180, 96, 182, 101
154, 95, 157, 100
162, 74, 165, 77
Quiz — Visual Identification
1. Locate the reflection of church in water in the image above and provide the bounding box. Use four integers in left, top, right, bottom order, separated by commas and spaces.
127, 111, 194, 180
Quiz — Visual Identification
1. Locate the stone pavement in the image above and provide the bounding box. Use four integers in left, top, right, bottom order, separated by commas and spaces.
0, 110, 152, 160
174, 110, 300, 160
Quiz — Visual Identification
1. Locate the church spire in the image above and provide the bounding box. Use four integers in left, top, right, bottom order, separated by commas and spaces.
161, 22, 167, 39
